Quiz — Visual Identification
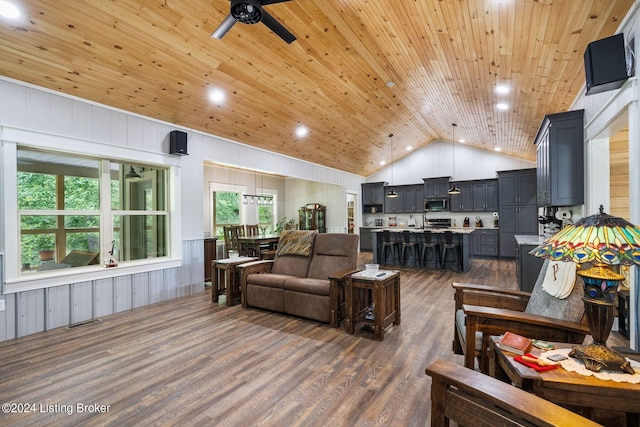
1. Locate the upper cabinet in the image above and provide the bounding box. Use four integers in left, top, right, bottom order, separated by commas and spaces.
535, 110, 584, 207
450, 179, 498, 212
362, 182, 387, 212
423, 177, 451, 198
499, 168, 537, 206
402, 184, 424, 213
449, 182, 474, 212
384, 184, 424, 213
473, 180, 498, 212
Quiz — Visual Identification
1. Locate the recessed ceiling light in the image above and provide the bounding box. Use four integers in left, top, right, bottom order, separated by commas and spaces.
496, 103, 509, 111
380, 160, 386, 166
494, 147, 502, 152
208, 88, 225, 104
495, 85, 510, 95
295, 126, 308, 138
458, 139, 465, 143
0, 1, 19, 19
386, 81, 395, 87
406, 146, 412, 151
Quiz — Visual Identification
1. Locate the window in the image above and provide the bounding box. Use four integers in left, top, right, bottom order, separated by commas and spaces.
17, 148, 169, 274
213, 191, 241, 239
258, 195, 276, 234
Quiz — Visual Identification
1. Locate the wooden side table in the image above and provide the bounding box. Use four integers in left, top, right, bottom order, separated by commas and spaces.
212, 257, 258, 305
488, 336, 640, 426
345, 270, 400, 341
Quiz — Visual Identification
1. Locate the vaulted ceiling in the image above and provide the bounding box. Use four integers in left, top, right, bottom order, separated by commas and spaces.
0, 0, 634, 176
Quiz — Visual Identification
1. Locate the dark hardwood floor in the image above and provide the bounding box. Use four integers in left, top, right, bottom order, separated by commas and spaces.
0, 255, 629, 426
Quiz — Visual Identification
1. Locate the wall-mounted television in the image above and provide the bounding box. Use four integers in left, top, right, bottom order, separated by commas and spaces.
584, 33, 630, 96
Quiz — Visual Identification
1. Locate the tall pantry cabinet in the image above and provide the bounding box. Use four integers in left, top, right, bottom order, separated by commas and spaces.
498, 169, 538, 258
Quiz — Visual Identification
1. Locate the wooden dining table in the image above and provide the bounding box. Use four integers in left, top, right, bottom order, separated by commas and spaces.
238, 234, 280, 257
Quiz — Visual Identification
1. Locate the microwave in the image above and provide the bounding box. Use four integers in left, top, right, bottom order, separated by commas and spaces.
424, 198, 449, 212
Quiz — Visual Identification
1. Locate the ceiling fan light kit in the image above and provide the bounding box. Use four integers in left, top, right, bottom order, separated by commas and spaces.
212, 0, 297, 44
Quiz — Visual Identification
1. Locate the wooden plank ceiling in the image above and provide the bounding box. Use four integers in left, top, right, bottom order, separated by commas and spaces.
0, 0, 634, 176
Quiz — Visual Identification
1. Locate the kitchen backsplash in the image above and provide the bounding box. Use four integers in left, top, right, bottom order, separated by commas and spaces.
363, 212, 499, 228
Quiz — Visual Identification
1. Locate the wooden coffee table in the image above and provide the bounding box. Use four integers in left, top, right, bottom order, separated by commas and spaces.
345, 270, 400, 341
212, 257, 259, 305
489, 336, 640, 426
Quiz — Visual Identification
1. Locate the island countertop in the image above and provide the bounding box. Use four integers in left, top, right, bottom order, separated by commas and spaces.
514, 234, 546, 245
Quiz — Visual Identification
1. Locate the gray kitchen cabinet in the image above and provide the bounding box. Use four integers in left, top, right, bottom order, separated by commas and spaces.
498, 169, 538, 258
423, 177, 451, 198
384, 186, 405, 213
472, 229, 499, 258
359, 228, 373, 252
535, 109, 584, 207
362, 182, 386, 213
516, 243, 545, 292
449, 182, 474, 212
473, 179, 498, 212
402, 184, 424, 213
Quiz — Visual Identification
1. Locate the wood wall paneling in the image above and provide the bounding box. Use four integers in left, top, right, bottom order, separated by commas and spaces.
610, 129, 629, 219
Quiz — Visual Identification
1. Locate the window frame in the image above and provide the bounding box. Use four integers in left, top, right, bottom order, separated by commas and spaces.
1, 126, 182, 294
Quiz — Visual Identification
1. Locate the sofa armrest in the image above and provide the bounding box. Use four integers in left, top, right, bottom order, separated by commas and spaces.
453, 282, 530, 313
327, 269, 359, 328
329, 268, 360, 281
238, 260, 274, 307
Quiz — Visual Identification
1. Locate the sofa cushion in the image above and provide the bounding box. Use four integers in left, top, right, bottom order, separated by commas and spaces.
246, 284, 285, 312
276, 230, 317, 257
270, 256, 312, 278
307, 233, 359, 280
284, 277, 330, 296
246, 273, 294, 289
285, 291, 330, 323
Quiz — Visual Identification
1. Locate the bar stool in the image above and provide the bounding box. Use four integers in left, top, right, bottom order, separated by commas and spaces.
420, 230, 441, 269
400, 230, 419, 266
379, 230, 400, 265
441, 231, 462, 271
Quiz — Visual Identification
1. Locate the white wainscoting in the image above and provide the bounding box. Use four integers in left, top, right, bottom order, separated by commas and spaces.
0, 239, 204, 342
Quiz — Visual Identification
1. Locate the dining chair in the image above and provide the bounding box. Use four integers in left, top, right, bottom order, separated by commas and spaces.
246, 224, 260, 236
223, 226, 240, 258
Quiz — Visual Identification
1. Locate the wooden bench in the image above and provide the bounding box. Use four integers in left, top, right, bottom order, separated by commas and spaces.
425, 359, 599, 427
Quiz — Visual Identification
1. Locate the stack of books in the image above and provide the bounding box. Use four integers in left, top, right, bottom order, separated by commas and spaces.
499, 331, 533, 355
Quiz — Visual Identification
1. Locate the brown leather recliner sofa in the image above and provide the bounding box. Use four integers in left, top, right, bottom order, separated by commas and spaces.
239, 230, 359, 327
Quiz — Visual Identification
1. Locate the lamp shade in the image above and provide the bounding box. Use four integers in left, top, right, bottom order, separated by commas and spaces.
529, 205, 640, 266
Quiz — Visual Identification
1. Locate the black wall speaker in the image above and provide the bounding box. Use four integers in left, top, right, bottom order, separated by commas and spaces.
584, 33, 629, 96
169, 130, 188, 155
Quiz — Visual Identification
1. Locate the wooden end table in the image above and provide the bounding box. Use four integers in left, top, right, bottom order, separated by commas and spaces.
489, 336, 640, 426
212, 257, 258, 305
345, 270, 400, 341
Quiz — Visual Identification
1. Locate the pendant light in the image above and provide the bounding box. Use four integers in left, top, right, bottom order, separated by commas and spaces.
448, 123, 461, 195
386, 133, 398, 198
243, 170, 273, 205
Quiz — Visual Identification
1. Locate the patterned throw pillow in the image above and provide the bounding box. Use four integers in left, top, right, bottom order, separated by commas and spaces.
276, 230, 317, 257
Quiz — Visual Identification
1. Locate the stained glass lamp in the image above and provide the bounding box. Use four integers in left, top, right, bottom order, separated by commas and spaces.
530, 205, 640, 373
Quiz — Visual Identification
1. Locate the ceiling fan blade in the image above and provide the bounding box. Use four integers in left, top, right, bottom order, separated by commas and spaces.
211, 14, 237, 39
261, 0, 292, 5
261, 10, 296, 44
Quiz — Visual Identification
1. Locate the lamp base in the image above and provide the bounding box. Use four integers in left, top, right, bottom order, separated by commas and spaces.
569, 343, 636, 375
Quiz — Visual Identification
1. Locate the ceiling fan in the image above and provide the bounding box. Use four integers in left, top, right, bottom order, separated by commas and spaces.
211, 0, 296, 44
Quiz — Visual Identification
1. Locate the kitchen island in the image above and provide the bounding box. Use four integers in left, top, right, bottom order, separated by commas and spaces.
370, 228, 474, 272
